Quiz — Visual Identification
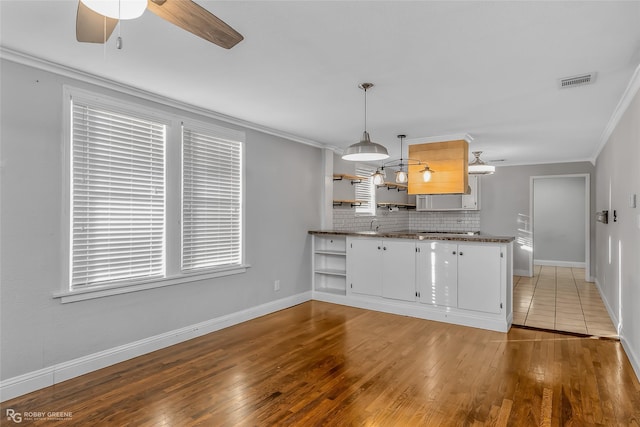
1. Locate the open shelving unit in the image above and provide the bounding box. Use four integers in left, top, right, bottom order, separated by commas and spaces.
311, 235, 347, 295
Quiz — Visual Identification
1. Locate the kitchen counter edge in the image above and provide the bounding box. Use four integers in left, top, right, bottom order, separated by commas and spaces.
308, 230, 515, 243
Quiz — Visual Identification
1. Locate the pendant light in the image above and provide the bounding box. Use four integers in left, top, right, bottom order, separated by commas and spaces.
342, 83, 390, 161
372, 167, 386, 186
468, 151, 495, 175
394, 135, 408, 184
420, 164, 434, 182
81, 0, 147, 19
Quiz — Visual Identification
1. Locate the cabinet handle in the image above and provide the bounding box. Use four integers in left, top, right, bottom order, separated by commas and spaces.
378, 246, 381, 250
459, 252, 464, 256
452, 251, 457, 255
383, 247, 387, 251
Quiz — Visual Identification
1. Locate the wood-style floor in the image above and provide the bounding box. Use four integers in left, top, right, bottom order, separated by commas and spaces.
2, 301, 639, 426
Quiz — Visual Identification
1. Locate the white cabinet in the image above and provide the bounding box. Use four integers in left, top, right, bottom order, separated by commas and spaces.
417, 241, 502, 313
347, 237, 416, 301
415, 175, 480, 211
312, 235, 347, 295
457, 244, 502, 314
416, 241, 458, 307
347, 238, 382, 296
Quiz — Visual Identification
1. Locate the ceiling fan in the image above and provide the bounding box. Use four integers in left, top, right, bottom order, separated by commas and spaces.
76, 0, 244, 49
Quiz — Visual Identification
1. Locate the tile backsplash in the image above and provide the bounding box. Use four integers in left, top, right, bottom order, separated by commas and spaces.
333, 208, 480, 232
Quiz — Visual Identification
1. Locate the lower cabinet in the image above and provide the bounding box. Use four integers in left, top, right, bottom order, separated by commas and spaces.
347, 237, 416, 301
417, 241, 503, 313
457, 244, 502, 314
416, 241, 458, 307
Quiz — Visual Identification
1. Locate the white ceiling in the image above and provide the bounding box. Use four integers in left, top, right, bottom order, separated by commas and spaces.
2, 1, 640, 165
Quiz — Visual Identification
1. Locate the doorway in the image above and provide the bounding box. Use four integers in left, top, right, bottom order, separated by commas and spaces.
529, 174, 590, 281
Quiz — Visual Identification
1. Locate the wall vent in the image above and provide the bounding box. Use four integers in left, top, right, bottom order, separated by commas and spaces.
558, 72, 596, 89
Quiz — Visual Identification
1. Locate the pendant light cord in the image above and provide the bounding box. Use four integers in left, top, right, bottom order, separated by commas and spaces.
363, 86, 367, 132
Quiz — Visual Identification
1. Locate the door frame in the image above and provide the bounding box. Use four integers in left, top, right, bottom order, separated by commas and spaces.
528, 173, 591, 281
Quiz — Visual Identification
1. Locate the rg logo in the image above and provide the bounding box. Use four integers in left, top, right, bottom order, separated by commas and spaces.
6, 409, 22, 423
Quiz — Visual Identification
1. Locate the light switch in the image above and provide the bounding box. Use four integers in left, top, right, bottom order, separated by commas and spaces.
630, 194, 637, 208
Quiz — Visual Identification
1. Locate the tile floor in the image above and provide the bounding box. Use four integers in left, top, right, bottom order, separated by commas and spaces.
513, 265, 618, 337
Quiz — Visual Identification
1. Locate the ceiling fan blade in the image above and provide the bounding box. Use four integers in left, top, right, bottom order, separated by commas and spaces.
147, 0, 243, 49
76, 1, 118, 43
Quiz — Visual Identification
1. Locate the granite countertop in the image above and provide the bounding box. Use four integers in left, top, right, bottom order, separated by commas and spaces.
308, 230, 515, 243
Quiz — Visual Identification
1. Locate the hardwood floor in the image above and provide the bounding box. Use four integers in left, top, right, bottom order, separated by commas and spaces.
2, 301, 639, 426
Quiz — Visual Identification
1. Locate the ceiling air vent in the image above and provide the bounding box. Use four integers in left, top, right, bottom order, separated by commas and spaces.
558, 72, 596, 89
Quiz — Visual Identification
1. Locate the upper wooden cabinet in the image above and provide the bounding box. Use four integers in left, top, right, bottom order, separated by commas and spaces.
407, 140, 469, 194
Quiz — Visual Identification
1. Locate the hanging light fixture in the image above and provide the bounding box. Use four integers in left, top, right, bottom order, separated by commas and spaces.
342, 83, 389, 161
420, 164, 434, 182
395, 135, 408, 184
372, 167, 386, 186
81, 0, 147, 20
468, 151, 495, 175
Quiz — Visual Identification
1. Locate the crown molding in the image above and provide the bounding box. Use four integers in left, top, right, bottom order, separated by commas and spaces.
0, 47, 340, 152
405, 133, 474, 145
592, 63, 640, 164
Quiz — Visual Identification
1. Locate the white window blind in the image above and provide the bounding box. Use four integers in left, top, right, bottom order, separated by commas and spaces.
182, 125, 243, 271
71, 101, 166, 289
355, 165, 376, 216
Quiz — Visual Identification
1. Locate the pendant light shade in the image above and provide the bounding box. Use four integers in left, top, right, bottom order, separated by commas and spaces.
81, 0, 147, 19
468, 151, 495, 175
372, 168, 386, 186
420, 165, 433, 182
343, 131, 390, 161
395, 170, 408, 184
342, 83, 389, 162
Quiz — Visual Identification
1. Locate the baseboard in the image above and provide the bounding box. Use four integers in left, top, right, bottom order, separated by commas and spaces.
0, 292, 312, 402
534, 260, 585, 268
593, 278, 619, 329
620, 333, 640, 382
513, 269, 531, 277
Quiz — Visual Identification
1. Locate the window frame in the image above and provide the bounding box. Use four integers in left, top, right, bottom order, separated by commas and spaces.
354, 164, 377, 217
57, 87, 248, 303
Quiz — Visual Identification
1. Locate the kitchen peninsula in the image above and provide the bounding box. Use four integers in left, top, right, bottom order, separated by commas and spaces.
309, 230, 515, 332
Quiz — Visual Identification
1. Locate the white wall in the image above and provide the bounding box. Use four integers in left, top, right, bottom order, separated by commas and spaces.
595, 80, 640, 379
0, 60, 322, 383
479, 162, 595, 276
533, 176, 586, 265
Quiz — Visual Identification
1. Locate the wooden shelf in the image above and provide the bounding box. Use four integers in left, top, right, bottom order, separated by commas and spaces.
333, 173, 368, 184
314, 268, 347, 277
333, 199, 367, 207
377, 202, 416, 209
377, 182, 408, 191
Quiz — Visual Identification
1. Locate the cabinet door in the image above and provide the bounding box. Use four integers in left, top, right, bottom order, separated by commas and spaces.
417, 241, 458, 307
457, 244, 501, 313
347, 238, 382, 296
462, 175, 479, 210
381, 240, 416, 301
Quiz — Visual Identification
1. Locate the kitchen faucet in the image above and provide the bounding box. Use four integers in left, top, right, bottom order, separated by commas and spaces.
370, 218, 379, 231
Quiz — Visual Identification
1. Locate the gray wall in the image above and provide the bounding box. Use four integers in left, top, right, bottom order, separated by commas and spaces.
595, 82, 640, 376
0, 60, 322, 380
479, 162, 595, 276
533, 176, 586, 264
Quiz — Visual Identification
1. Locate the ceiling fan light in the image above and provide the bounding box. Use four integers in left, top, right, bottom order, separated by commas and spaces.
342, 131, 390, 161
81, 0, 147, 20
395, 170, 408, 184
468, 151, 496, 175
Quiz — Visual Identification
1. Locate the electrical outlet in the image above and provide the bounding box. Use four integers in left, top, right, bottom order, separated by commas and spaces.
274, 279, 280, 291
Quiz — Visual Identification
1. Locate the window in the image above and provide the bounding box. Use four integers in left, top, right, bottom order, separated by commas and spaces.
70, 99, 166, 289
63, 88, 246, 300
355, 164, 376, 216
182, 123, 243, 271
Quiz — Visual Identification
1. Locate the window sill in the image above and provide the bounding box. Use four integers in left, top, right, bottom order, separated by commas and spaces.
53, 264, 251, 304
